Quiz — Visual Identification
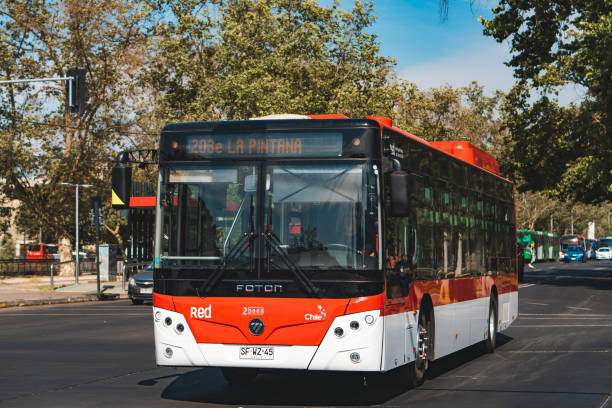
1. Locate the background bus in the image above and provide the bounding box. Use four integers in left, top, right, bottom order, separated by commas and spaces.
599, 237, 612, 249
517, 230, 558, 262
114, 115, 517, 386
559, 234, 586, 259
26, 244, 59, 261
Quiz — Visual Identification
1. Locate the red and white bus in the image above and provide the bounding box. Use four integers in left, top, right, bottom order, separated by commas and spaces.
133, 115, 517, 386
26, 243, 59, 261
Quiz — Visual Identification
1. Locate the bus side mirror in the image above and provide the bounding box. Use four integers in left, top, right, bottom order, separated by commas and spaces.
111, 164, 132, 209
390, 171, 412, 217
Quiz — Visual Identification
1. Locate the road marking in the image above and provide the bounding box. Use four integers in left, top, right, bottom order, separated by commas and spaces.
519, 283, 535, 288
524, 302, 549, 306
519, 317, 612, 320
520, 313, 612, 317
568, 306, 592, 311
513, 324, 612, 327
600, 393, 612, 408
506, 350, 610, 353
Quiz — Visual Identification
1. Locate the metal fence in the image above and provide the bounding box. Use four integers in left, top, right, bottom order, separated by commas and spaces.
0, 258, 97, 277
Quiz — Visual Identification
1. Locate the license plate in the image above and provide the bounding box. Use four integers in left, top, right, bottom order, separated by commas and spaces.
239, 346, 274, 360
140, 288, 152, 294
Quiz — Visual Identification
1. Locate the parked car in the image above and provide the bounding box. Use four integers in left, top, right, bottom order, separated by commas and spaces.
562, 245, 587, 263
596, 247, 612, 260
128, 263, 153, 305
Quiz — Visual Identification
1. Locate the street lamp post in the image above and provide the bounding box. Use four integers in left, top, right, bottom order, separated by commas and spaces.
61, 183, 92, 284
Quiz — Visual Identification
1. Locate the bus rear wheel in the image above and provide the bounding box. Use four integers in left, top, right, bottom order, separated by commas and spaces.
408, 307, 431, 387
221, 368, 258, 385
484, 296, 498, 353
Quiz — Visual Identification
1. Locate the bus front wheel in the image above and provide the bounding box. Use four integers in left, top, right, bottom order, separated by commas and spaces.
221, 368, 258, 385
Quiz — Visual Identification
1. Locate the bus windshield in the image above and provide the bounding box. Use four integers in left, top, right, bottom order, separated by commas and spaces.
160, 162, 378, 274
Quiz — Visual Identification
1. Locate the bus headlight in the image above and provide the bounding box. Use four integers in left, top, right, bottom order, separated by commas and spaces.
334, 327, 344, 338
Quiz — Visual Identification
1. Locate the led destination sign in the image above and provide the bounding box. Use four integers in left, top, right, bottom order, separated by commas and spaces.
183, 132, 343, 158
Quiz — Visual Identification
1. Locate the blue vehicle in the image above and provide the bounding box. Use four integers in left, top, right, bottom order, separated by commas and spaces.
562, 245, 587, 263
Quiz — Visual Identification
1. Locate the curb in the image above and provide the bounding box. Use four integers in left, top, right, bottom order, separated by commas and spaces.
0, 295, 127, 309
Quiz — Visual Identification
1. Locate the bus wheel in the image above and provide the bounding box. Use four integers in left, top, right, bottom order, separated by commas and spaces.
221, 368, 258, 385
484, 296, 498, 353
408, 308, 430, 387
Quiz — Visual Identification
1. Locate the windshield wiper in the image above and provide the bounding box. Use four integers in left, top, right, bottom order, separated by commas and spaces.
262, 231, 320, 297
203, 194, 255, 295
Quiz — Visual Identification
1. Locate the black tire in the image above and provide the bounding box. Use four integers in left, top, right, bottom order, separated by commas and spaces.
131, 298, 144, 305
407, 306, 432, 387
484, 296, 498, 353
518, 263, 524, 283
221, 368, 258, 385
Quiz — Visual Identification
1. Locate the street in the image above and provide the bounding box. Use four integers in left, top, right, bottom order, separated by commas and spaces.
1, 261, 611, 408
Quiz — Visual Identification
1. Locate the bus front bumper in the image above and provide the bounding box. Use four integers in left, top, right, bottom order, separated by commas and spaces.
153, 307, 384, 372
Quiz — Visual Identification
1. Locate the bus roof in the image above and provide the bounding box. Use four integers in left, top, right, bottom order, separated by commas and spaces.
162, 115, 504, 179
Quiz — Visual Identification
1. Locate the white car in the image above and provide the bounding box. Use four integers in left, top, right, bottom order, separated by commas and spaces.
595, 247, 612, 260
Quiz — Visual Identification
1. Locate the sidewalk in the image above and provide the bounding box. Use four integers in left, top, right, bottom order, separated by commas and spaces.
0, 274, 128, 308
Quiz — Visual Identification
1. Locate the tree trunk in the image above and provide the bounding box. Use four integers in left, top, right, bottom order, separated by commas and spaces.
58, 236, 74, 277
103, 222, 125, 261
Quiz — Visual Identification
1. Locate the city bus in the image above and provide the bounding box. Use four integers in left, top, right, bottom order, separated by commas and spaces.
26, 243, 59, 261
599, 237, 612, 249
559, 234, 586, 260
517, 230, 558, 262
114, 115, 518, 386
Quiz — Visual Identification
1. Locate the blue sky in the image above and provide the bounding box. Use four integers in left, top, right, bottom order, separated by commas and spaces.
351, 0, 516, 94
328, 0, 585, 104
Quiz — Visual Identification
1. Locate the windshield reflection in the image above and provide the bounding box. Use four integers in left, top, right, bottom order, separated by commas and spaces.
160, 162, 377, 273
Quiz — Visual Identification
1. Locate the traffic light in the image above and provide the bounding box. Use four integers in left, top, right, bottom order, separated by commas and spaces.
111, 163, 132, 209
65, 68, 86, 114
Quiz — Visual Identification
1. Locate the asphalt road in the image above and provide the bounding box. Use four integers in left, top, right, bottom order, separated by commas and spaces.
1, 261, 611, 408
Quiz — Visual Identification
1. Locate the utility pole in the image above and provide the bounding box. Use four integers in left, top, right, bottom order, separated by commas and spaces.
550, 214, 553, 234
61, 183, 92, 284
90, 196, 102, 298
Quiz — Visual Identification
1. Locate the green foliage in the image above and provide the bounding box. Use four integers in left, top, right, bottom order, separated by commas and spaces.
481, 0, 612, 203
0, 236, 15, 260
392, 81, 504, 153
0, 0, 151, 254
146, 0, 397, 122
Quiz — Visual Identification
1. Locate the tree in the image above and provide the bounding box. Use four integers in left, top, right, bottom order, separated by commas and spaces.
0, 235, 15, 259
392, 81, 504, 153
145, 0, 397, 123
0, 0, 150, 274
481, 1, 612, 203
516, 191, 559, 231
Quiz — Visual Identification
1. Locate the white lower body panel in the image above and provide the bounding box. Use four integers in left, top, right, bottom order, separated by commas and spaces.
153, 307, 384, 371
153, 291, 518, 372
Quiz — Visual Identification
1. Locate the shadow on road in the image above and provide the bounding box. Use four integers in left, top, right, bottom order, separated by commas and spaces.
152, 336, 513, 406
524, 261, 612, 291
